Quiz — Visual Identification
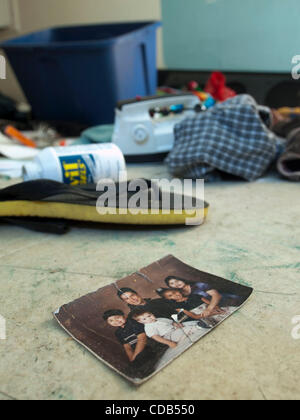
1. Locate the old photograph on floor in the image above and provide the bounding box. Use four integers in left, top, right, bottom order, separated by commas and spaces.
54, 255, 253, 385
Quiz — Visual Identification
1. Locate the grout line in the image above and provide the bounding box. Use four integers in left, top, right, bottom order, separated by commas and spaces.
0, 263, 118, 280
0, 236, 50, 260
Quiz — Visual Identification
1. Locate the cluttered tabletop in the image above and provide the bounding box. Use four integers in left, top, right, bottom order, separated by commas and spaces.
0, 22, 300, 401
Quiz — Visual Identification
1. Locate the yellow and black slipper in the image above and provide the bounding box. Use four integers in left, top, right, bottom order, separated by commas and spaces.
0, 179, 209, 233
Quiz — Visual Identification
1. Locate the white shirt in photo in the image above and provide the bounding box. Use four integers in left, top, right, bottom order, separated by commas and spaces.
145, 318, 175, 339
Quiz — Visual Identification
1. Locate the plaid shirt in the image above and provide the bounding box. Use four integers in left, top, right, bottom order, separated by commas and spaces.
165, 95, 283, 181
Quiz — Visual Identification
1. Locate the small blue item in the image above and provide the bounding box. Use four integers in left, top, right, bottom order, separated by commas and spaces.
170, 104, 184, 113
81, 125, 114, 143
0, 22, 161, 125
204, 97, 216, 109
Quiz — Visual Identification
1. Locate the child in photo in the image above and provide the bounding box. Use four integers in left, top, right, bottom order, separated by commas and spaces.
103, 309, 162, 379
131, 308, 207, 370
130, 308, 207, 348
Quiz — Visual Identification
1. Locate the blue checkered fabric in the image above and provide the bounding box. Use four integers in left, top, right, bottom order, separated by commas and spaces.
165, 95, 283, 181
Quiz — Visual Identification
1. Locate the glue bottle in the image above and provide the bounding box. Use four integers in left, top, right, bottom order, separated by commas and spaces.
23, 143, 126, 185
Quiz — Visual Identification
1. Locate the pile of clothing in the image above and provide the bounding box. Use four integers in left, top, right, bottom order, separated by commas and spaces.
166, 94, 300, 182
273, 115, 300, 181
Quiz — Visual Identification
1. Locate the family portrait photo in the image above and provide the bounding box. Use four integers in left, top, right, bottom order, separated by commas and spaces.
54, 255, 253, 385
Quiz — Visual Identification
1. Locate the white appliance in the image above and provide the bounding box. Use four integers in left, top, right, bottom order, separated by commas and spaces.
112, 94, 201, 159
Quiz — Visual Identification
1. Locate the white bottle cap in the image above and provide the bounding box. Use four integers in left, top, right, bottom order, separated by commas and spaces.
23, 162, 42, 181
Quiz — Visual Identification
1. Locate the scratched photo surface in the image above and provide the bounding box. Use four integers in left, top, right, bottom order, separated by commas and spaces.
54, 255, 253, 385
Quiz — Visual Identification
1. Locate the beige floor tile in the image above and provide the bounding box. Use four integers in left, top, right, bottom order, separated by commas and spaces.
0, 168, 299, 400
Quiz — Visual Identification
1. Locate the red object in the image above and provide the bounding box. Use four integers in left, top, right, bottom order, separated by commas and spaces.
204, 71, 236, 102
187, 80, 199, 91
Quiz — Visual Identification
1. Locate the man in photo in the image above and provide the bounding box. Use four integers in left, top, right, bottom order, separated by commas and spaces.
117, 287, 175, 319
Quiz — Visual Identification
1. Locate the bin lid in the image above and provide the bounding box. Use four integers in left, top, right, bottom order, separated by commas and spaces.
0, 21, 161, 50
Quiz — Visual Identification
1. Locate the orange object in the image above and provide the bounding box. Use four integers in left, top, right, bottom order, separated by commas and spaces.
4, 125, 37, 148
196, 91, 209, 102
278, 107, 300, 118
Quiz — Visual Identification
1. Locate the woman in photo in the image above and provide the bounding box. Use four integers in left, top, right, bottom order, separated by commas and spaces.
157, 287, 238, 328
157, 288, 224, 319
165, 276, 244, 316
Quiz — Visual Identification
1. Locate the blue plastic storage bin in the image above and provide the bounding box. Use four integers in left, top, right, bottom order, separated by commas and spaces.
1, 21, 161, 125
